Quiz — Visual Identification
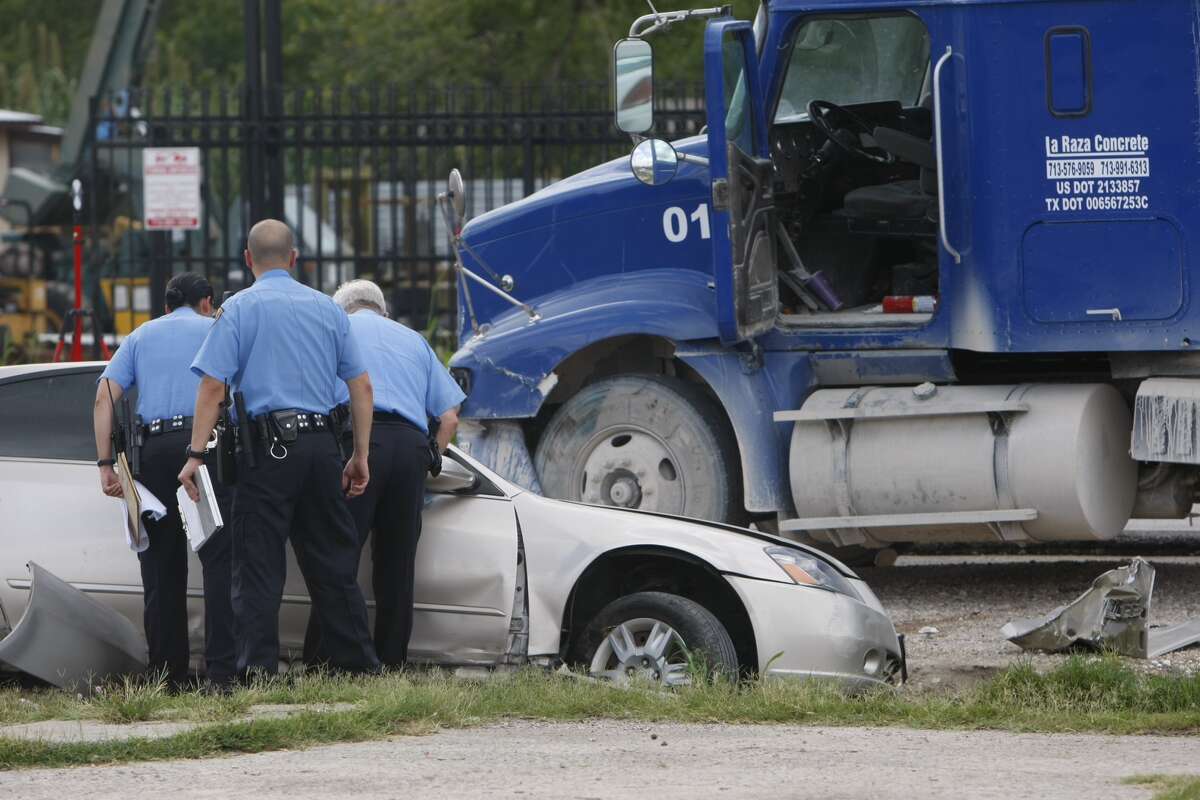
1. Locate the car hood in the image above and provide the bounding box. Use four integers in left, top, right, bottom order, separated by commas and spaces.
512, 491, 858, 585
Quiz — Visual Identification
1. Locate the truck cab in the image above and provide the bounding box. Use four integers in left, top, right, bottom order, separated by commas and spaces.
448, 0, 1200, 556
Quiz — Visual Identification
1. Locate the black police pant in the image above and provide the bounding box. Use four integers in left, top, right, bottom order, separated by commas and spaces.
232, 430, 379, 675
304, 421, 431, 667
137, 431, 236, 685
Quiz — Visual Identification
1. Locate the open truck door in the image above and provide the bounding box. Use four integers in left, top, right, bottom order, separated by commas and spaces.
704, 19, 777, 345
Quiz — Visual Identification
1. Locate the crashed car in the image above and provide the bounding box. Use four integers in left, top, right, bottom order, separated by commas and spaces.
0, 362, 902, 688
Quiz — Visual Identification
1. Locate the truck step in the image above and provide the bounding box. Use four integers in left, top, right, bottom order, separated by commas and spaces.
779, 508, 1038, 532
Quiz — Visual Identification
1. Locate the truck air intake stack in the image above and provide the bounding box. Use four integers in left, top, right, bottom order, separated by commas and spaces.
777, 384, 1137, 548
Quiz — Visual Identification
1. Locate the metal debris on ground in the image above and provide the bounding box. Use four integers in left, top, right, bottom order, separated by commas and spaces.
1000, 557, 1200, 658
0, 562, 147, 691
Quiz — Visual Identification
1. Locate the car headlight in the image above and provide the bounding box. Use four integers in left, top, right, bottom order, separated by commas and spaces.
765, 546, 858, 597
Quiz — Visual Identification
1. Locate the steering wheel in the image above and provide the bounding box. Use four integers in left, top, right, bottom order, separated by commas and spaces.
807, 100, 894, 165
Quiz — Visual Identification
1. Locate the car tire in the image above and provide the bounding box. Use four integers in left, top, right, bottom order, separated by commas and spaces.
571, 591, 739, 685
535, 374, 740, 522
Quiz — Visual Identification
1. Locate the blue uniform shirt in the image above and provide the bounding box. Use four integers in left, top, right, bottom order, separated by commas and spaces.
190, 269, 367, 417
100, 306, 213, 420
333, 309, 465, 433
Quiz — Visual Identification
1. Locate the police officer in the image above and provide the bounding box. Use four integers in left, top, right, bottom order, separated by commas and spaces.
303, 279, 464, 668
93, 273, 236, 689
179, 219, 380, 678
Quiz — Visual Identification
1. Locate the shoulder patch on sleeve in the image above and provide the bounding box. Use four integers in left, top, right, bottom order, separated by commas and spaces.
213, 306, 224, 321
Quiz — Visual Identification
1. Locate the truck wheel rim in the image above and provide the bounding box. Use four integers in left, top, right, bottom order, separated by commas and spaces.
589, 617, 691, 687
577, 426, 684, 513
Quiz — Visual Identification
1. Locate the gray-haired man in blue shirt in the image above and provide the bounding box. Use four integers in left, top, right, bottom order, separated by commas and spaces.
303, 279, 464, 668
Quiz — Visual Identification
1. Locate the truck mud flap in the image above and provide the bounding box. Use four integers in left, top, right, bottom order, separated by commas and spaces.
0, 562, 147, 691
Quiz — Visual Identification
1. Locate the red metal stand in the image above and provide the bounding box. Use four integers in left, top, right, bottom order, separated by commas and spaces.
71, 223, 84, 362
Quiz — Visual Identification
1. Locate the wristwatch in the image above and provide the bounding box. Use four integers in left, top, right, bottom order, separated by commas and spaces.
96, 458, 116, 468
184, 445, 207, 461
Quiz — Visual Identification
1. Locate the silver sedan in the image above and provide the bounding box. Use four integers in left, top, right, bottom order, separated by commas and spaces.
0, 362, 903, 688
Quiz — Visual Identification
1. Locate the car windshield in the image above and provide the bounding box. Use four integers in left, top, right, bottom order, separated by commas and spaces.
774, 15, 930, 123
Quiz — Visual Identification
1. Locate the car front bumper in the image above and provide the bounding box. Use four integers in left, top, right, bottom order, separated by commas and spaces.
725, 575, 903, 689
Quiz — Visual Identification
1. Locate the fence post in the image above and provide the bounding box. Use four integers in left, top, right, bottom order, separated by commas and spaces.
522, 86, 535, 197
263, 0, 285, 221
149, 231, 169, 320
243, 0, 265, 226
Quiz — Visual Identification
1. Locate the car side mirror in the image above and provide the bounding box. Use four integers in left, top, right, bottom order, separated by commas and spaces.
426, 458, 478, 494
630, 138, 679, 186
613, 38, 654, 134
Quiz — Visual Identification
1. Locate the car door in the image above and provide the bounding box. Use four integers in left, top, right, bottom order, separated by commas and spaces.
0, 366, 150, 637
705, 18, 777, 345
279, 453, 519, 666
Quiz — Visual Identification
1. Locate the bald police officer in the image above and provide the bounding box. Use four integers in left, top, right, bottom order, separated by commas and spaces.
303, 279, 464, 668
178, 219, 380, 678
93, 273, 236, 688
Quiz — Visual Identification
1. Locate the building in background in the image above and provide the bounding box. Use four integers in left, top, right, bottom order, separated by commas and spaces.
0, 110, 63, 233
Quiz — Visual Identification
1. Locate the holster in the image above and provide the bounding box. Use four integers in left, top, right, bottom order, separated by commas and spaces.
330, 404, 351, 461
234, 392, 256, 469
215, 415, 237, 485
127, 413, 143, 477
426, 415, 443, 477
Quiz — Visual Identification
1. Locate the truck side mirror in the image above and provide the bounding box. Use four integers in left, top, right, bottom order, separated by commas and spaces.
447, 169, 466, 234
630, 138, 678, 186
613, 38, 654, 134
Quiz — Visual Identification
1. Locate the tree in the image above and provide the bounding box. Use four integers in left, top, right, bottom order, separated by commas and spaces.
3, 0, 762, 115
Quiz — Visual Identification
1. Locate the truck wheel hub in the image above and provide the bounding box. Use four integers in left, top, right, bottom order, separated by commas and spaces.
578, 427, 683, 512
606, 474, 641, 507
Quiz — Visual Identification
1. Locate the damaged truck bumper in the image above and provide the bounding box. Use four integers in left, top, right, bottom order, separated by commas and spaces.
0, 562, 147, 691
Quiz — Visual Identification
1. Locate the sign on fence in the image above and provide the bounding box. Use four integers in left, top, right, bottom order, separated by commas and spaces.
143, 147, 202, 230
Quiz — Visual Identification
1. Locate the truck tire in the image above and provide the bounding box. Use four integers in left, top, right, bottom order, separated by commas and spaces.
571, 591, 739, 685
535, 374, 740, 522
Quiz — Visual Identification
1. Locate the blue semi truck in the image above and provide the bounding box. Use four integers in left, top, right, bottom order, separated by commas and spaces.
445, 0, 1200, 559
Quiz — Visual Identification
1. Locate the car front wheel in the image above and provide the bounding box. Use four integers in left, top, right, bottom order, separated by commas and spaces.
572, 591, 738, 686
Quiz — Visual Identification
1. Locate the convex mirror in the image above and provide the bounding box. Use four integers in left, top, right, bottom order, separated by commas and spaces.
447, 168, 466, 233
630, 138, 679, 186
613, 38, 654, 134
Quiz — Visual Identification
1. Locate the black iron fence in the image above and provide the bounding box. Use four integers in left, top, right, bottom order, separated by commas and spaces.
86, 81, 706, 346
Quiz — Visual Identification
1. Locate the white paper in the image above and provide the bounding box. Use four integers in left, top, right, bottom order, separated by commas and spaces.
122, 481, 166, 553
177, 465, 223, 552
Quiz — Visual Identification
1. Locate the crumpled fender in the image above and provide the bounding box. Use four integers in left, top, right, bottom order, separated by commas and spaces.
451, 269, 720, 419
0, 562, 147, 691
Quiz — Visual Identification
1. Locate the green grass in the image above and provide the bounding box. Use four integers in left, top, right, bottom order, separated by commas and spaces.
0, 656, 1198, 770
1124, 775, 1200, 800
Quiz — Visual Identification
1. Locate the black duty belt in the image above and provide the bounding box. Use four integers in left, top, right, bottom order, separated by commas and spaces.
249, 409, 334, 444
142, 415, 193, 437
372, 410, 422, 430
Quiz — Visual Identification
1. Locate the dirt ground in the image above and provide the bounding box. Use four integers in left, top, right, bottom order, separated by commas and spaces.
860, 547, 1200, 690
2, 720, 1196, 799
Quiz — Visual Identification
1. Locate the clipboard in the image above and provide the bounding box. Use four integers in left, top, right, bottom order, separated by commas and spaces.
116, 452, 142, 546
177, 464, 224, 551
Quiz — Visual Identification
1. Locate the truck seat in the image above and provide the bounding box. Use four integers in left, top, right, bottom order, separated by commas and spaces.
842, 96, 937, 223
843, 179, 931, 220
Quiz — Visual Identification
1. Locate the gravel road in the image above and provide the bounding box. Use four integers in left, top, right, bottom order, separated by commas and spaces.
2, 720, 1195, 799
860, 550, 1200, 689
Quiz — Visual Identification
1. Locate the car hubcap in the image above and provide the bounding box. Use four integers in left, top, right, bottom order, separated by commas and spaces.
589, 617, 691, 687
578, 428, 683, 513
